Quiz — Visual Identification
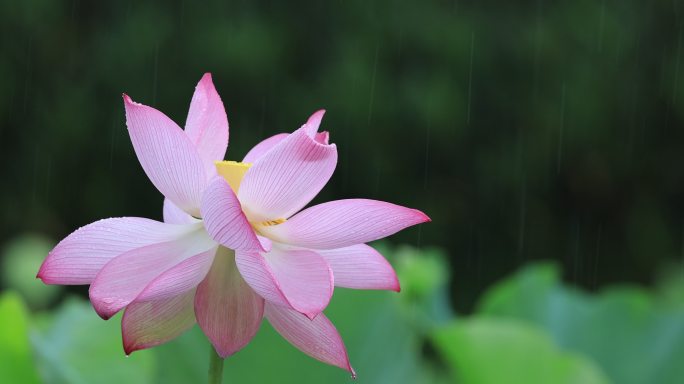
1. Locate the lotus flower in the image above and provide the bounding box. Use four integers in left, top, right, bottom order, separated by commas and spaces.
38, 73, 430, 375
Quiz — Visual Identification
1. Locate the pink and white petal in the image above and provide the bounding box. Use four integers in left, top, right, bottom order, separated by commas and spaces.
235, 248, 333, 319
303, 109, 326, 137
163, 199, 198, 224
134, 247, 217, 301
238, 129, 337, 222
195, 247, 264, 358
314, 131, 329, 145
184, 73, 229, 173
261, 199, 431, 249
315, 244, 400, 292
124, 95, 207, 216
242, 133, 289, 163
122, 289, 197, 354
265, 304, 354, 376
201, 177, 262, 251
38, 218, 200, 285
89, 229, 215, 319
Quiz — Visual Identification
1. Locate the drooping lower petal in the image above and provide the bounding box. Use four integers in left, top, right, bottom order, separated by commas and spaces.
124, 95, 208, 217
260, 199, 431, 249
134, 247, 217, 302
38, 218, 199, 285
184, 73, 229, 175
315, 244, 400, 291
122, 289, 197, 354
89, 229, 215, 319
265, 304, 354, 376
163, 199, 199, 224
195, 247, 264, 358
242, 133, 289, 163
201, 177, 263, 251
238, 128, 337, 222
235, 247, 333, 319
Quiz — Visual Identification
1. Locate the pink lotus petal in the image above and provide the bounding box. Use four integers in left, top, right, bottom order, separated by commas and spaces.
89, 229, 215, 319
265, 304, 355, 376
257, 236, 273, 252
163, 199, 198, 224
315, 244, 400, 291
122, 289, 197, 354
242, 133, 289, 163
184, 73, 229, 175
201, 177, 263, 251
238, 128, 337, 222
195, 247, 264, 358
235, 247, 333, 319
124, 94, 207, 217
314, 131, 329, 145
134, 247, 217, 301
38, 218, 199, 285
303, 109, 326, 137
261, 199, 431, 249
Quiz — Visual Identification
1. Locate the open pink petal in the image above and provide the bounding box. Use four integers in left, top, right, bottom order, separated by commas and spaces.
315, 244, 400, 291
265, 304, 354, 376
195, 247, 264, 358
134, 247, 217, 301
122, 289, 197, 354
201, 177, 262, 251
124, 94, 207, 217
235, 247, 333, 319
314, 131, 329, 144
184, 73, 229, 174
242, 133, 289, 163
163, 199, 198, 224
261, 199, 431, 249
303, 109, 326, 137
238, 128, 337, 222
38, 218, 199, 285
89, 229, 215, 319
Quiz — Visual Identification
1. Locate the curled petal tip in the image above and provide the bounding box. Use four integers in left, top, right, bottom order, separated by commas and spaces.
202, 72, 213, 80
122, 94, 143, 107
415, 210, 431, 223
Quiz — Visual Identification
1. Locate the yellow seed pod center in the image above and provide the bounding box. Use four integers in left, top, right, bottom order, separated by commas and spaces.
215, 161, 251, 194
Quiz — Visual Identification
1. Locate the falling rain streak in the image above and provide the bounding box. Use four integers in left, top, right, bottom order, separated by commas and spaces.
466, 31, 475, 126
556, 82, 566, 174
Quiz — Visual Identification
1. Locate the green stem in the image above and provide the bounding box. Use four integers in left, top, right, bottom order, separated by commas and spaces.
208, 345, 225, 384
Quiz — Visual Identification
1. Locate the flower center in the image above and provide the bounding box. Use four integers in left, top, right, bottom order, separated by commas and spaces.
215, 160, 251, 194
215, 160, 286, 228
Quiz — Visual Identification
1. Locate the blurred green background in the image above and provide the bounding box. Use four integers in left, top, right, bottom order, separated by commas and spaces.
2, 0, 684, 383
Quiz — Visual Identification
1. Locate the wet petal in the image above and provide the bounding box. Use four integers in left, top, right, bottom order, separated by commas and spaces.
201, 177, 262, 251
184, 73, 229, 174
89, 229, 215, 319
235, 247, 333, 319
265, 304, 354, 376
163, 199, 198, 224
195, 247, 264, 357
315, 244, 400, 291
38, 218, 199, 285
242, 133, 289, 163
238, 129, 337, 222
261, 199, 430, 249
122, 289, 196, 354
124, 95, 208, 216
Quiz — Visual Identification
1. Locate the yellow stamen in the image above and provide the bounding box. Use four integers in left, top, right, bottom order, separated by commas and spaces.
215, 161, 251, 194
215, 160, 287, 228
257, 218, 286, 227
